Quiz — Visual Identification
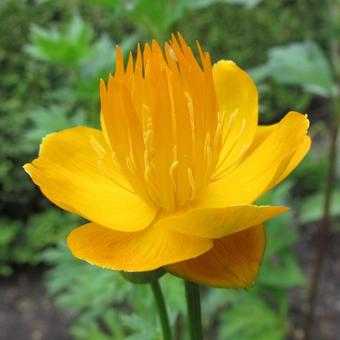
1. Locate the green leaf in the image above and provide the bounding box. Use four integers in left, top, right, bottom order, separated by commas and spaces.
0, 219, 21, 247
26, 14, 94, 67
218, 294, 285, 340
84, 0, 121, 9
255, 182, 305, 289
43, 243, 188, 339
43, 244, 130, 315
300, 190, 340, 224
124, 0, 262, 38
123, 0, 173, 38
265, 42, 334, 97
265, 220, 297, 256
71, 309, 126, 340
0, 218, 21, 275
24, 105, 87, 147
256, 181, 292, 206
259, 251, 305, 289
249, 63, 271, 83
121, 314, 161, 340
183, 0, 262, 10
10, 209, 81, 265
79, 34, 115, 80
76, 33, 139, 101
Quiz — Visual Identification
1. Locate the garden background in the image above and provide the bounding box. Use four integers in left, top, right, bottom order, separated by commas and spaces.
0, 0, 339, 339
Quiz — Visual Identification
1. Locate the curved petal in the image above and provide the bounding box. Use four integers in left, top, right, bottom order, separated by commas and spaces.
167, 225, 265, 288
246, 123, 278, 154
247, 124, 311, 189
212, 60, 258, 172
200, 111, 309, 207
67, 223, 213, 272
269, 135, 311, 189
156, 205, 287, 239
24, 126, 157, 232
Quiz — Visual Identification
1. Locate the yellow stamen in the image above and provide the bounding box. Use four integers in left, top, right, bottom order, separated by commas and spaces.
100, 34, 248, 211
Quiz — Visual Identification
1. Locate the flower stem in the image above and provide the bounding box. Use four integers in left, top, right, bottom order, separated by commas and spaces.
185, 280, 203, 340
304, 1, 340, 338
150, 280, 172, 340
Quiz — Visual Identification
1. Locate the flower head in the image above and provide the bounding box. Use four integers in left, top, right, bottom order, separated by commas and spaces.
24, 34, 310, 288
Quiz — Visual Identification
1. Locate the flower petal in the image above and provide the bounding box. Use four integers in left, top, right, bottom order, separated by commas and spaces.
270, 135, 311, 190
200, 111, 309, 207
212, 60, 258, 171
247, 124, 311, 190
246, 124, 278, 153
167, 225, 265, 288
24, 126, 157, 232
156, 205, 287, 239
67, 223, 213, 272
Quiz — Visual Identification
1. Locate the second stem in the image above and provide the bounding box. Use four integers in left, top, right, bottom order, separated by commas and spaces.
151, 280, 172, 340
185, 280, 203, 340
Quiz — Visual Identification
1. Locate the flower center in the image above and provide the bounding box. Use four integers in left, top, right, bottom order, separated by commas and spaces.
100, 35, 227, 211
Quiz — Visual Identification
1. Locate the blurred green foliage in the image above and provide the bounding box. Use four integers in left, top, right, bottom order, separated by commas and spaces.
0, 209, 80, 275
253, 42, 334, 97
26, 14, 95, 67
1, 0, 339, 339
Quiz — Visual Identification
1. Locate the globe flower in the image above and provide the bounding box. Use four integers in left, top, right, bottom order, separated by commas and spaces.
24, 34, 310, 288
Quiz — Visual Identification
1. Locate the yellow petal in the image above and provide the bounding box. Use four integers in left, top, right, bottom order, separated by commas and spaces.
156, 205, 287, 239
269, 135, 311, 189
167, 225, 265, 288
242, 123, 311, 192
212, 60, 258, 172
200, 111, 309, 207
246, 123, 278, 154
24, 127, 156, 232
67, 223, 213, 272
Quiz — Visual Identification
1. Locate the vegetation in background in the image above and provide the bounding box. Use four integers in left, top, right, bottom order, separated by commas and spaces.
0, 0, 339, 338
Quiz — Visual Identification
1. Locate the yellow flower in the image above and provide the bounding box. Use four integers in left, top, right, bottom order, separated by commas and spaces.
24, 34, 310, 288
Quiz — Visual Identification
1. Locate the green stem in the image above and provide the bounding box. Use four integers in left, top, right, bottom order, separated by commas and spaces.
150, 280, 172, 340
185, 280, 203, 340
304, 1, 340, 339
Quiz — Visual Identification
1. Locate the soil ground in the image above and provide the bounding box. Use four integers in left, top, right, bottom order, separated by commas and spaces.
288, 224, 340, 340
0, 225, 339, 340
0, 266, 72, 340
